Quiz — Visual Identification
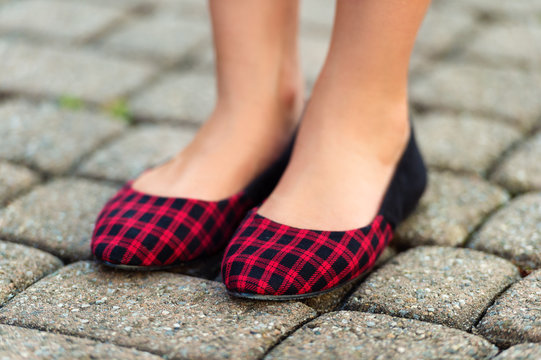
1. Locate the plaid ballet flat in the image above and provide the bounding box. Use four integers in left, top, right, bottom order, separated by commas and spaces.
91, 139, 294, 270
222, 127, 427, 299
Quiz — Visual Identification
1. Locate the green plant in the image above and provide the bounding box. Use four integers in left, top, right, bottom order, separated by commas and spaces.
105, 99, 132, 124
58, 95, 83, 110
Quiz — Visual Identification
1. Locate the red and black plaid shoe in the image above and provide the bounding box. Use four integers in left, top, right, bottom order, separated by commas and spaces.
222, 128, 427, 299
91, 138, 295, 270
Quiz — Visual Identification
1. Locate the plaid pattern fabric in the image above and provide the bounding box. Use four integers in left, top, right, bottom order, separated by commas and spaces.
222, 208, 392, 297
91, 181, 254, 267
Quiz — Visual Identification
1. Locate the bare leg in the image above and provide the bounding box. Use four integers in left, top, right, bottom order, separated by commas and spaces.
134, 0, 303, 200
259, 0, 431, 230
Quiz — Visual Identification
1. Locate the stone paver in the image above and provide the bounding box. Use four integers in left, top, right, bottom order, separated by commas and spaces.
129, 72, 215, 124
463, 23, 541, 70
395, 171, 509, 247
266, 311, 498, 360
0, 324, 161, 360
469, 193, 541, 272
77, 125, 195, 182
300, 34, 330, 92
151, 0, 210, 17
0, 40, 156, 104
451, 0, 541, 19
100, 12, 210, 64
494, 343, 541, 360
415, 113, 521, 175
0, 261, 317, 360
0, 240, 62, 306
414, 4, 476, 57
0, 179, 117, 262
299, 0, 334, 31
411, 63, 541, 132
345, 246, 520, 331
491, 132, 541, 194
475, 270, 541, 348
0, 100, 125, 174
0, 161, 38, 206
0, 0, 125, 42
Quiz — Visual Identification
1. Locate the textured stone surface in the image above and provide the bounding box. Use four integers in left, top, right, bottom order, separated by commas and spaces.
0, 262, 316, 360
129, 72, 215, 124
151, 0, 210, 16
491, 132, 541, 194
395, 171, 509, 247
469, 193, 541, 272
415, 113, 521, 175
0, 179, 117, 261
300, 0, 334, 30
476, 270, 541, 348
494, 343, 541, 360
411, 63, 541, 132
0, 40, 156, 103
464, 23, 541, 69
415, 4, 475, 56
451, 0, 541, 19
0, 162, 38, 206
266, 311, 498, 360
78, 125, 195, 182
300, 34, 330, 92
101, 12, 209, 63
0, 100, 125, 174
0, 0, 124, 42
345, 246, 520, 331
0, 325, 161, 360
302, 247, 396, 313
0, 241, 62, 306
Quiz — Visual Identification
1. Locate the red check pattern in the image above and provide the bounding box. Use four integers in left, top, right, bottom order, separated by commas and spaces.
222, 208, 392, 297
91, 181, 254, 267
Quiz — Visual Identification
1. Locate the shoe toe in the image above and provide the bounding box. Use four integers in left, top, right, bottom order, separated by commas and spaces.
222, 211, 392, 298
91, 184, 250, 268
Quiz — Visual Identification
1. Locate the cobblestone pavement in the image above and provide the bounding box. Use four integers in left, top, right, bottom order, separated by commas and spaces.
0, 0, 539, 359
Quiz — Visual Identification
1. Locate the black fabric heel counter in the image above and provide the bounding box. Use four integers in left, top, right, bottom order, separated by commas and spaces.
243, 134, 296, 205
380, 126, 427, 229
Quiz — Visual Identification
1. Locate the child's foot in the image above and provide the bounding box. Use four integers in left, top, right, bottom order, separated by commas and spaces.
133, 88, 303, 201
258, 101, 410, 231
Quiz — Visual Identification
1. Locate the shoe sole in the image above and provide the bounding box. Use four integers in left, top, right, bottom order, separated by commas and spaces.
226, 273, 366, 301
95, 251, 223, 272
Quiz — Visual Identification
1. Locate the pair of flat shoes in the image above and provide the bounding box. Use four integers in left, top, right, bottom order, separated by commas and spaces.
91, 126, 427, 300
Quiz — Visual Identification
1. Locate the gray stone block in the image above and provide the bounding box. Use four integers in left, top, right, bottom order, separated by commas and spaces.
415, 113, 521, 175
475, 270, 541, 348
0, 0, 125, 42
345, 246, 520, 331
77, 125, 195, 182
469, 192, 541, 272
100, 12, 210, 64
0, 161, 39, 206
395, 171, 509, 247
494, 343, 541, 360
491, 131, 541, 194
266, 311, 498, 360
0, 40, 156, 103
0, 100, 126, 174
0, 325, 161, 360
463, 23, 541, 70
0, 261, 316, 360
411, 63, 541, 132
415, 4, 476, 56
129, 72, 215, 124
0, 178, 117, 262
0, 240, 62, 306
